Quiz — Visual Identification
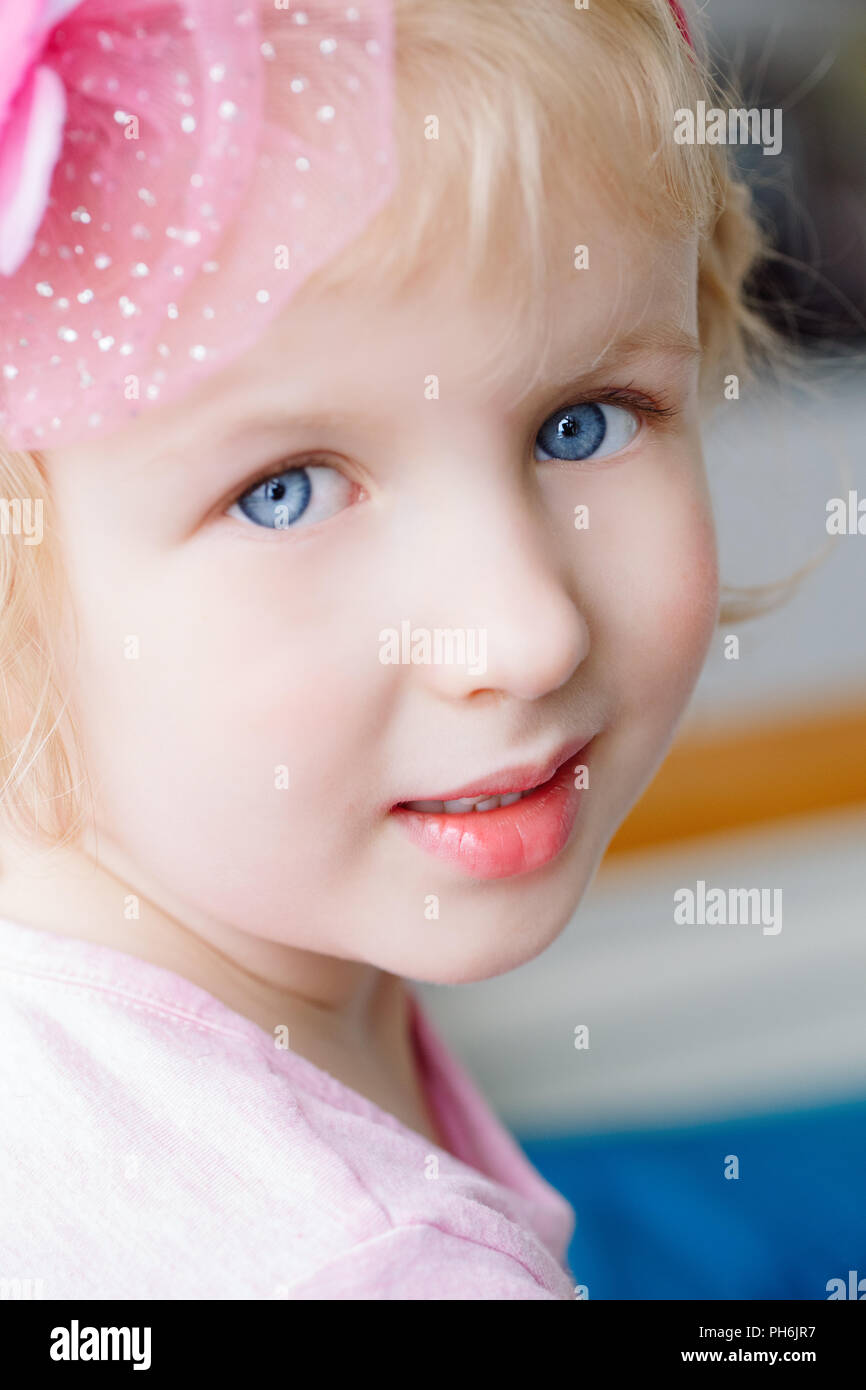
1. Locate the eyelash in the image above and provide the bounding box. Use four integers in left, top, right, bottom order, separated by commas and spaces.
224, 386, 679, 512
559, 385, 678, 425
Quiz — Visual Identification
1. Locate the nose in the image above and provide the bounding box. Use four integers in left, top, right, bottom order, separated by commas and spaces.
401, 491, 590, 703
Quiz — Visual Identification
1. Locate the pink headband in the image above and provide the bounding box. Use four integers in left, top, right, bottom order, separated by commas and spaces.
0, 0, 395, 450
0, 1, 691, 451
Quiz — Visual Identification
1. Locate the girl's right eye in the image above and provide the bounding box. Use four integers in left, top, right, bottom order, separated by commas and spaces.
227, 463, 356, 531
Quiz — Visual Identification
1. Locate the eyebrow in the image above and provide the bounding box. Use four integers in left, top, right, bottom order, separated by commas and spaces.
219, 409, 363, 447
549, 325, 704, 386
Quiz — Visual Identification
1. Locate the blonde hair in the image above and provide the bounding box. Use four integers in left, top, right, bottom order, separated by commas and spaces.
0, 0, 781, 848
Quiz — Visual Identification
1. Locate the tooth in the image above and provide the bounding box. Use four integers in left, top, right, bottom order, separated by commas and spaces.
404, 790, 528, 814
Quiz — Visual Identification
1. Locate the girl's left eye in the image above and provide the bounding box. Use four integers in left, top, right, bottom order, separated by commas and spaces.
534, 402, 640, 463
227, 463, 355, 531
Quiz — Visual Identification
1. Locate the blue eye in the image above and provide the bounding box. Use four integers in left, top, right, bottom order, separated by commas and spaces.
534, 402, 639, 462
228, 464, 355, 531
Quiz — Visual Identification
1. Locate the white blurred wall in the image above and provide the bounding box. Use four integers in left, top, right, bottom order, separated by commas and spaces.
690, 368, 866, 727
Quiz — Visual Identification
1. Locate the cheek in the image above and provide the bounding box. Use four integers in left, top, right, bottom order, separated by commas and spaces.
575, 455, 719, 709
67, 544, 386, 864
632, 487, 719, 679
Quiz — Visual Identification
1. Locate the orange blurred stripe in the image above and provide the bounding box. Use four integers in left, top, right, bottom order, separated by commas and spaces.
605, 702, 866, 855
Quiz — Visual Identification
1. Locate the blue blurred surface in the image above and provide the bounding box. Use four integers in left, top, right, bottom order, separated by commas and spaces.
520, 1094, 866, 1300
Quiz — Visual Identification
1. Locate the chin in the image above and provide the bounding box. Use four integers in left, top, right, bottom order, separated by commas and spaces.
402, 850, 603, 987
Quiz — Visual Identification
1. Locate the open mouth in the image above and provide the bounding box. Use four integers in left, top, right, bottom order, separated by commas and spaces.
390, 737, 594, 879
393, 734, 589, 816
399, 787, 538, 814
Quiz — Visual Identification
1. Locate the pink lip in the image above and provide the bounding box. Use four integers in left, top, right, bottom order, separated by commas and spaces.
390, 736, 593, 880
393, 735, 591, 805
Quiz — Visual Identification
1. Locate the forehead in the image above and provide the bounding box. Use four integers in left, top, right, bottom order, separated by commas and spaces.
218, 219, 699, 413
44, 209, 698, 478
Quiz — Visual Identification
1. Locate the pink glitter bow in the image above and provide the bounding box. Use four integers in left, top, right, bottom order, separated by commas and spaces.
0, 0, 395, 449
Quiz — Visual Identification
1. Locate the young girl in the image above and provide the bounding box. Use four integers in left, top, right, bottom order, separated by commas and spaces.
0, 0, 770, 1298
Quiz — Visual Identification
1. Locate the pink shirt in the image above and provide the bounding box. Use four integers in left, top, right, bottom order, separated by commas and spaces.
0, 916, 576, 1299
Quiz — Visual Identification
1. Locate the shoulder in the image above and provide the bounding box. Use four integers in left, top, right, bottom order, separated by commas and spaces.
281, 1223, 575, 1300
0, 954, 575, 1299
0, 962, 380, 1295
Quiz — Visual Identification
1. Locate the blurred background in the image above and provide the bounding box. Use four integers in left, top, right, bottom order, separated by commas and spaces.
418, 0, 866, 1299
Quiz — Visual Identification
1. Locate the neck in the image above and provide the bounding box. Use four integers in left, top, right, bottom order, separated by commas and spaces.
0, 829, 414, 1078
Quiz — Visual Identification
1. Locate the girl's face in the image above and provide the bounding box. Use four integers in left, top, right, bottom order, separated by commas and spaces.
43, 210, 718, 986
